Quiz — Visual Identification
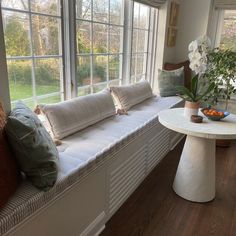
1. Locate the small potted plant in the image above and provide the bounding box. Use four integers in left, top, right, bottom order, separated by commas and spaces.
177, 35, 215, 117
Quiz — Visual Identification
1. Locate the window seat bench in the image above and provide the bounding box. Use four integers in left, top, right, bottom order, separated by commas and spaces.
0, 96, 184, 236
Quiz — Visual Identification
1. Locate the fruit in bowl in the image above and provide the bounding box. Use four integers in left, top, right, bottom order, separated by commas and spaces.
201, 108, 230, 121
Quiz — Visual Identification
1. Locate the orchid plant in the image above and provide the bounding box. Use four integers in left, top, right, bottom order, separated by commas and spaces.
177, 35, 215, 102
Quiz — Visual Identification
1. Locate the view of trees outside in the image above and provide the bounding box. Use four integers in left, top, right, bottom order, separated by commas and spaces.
76, 0, 124, 95
220, 10, 236, 52
1, 0, 63, 108
1, 0, 154, 106
131, 2, 150, 83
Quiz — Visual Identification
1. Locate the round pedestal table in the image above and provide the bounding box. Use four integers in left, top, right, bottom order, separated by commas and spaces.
158, 108, 236, 203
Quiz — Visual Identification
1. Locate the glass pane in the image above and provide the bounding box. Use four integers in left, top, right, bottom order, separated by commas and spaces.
93, 23, 108, 53
93, 0, 109, 23
78, 86, 91, 96
77, 56, 91, 86
109, 55, 120, 80
8, 59, 33, 101
109, 79, 120, 86
93, 83, 107, 93
76, 0, 92, 20
1, 0, 29, 11
93, 55, 107, 84
3, 11, 31, 57
37, 95, 61, 104
137, 30, 148, 52
136, 54, 145, 75
110, 26, 122, 53
132, 29, 138, 53
30, 0, 60, 16
110, 0, 123, 25
139, 4, 149, 29
35, 58, 62, 96
131, 54, 145, 76
220, 10, 236, 52
77, 20, 91, 54
133, 2, 139, 28
32, 15, 61, 56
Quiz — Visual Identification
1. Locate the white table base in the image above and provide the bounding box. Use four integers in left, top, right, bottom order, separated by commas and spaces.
173, 135, 215, 202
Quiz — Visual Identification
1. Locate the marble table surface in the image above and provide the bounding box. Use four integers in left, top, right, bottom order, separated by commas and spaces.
159, 108, 236, 140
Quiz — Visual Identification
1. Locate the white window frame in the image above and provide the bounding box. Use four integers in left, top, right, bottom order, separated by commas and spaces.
1, 0, 64, 107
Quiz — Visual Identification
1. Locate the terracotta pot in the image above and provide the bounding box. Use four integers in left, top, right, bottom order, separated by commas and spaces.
184, 101, 200, 118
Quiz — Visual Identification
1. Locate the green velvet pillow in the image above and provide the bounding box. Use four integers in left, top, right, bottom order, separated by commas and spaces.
5, 102, 58, 191
158, 67, 184, 97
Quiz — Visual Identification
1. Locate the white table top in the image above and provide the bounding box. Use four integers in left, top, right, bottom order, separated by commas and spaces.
159, 108, 236, 139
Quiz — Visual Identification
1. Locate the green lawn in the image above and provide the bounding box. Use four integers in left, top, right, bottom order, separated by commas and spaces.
9, 82, 59, 101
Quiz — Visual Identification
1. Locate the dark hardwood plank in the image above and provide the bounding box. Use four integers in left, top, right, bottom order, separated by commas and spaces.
101, 139, 236, 236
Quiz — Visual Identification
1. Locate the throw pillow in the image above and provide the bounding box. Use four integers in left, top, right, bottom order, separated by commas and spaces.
39, 89, 116, 139
157, 67, 184, 97
110, 80, 154, 111
0, 102, 20, 209
5, 102, 59, 191
164, 60, 191, 89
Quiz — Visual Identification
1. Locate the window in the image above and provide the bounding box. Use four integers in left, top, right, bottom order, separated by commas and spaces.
1, 0, 158, 107
219, 10, 236, 51
131, 2, 150, 83
76, 0, 124, 95
1, 0, 63, 108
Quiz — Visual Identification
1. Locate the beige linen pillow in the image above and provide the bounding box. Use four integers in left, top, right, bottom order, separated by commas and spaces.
40, 89, 116, 139
110, 80, 154, 111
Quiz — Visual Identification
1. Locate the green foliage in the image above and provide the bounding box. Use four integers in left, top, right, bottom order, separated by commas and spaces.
204, 48, 236, 110
5, 18, 30, 56
77, 64, 106, 86
8, 60, 59, 86
176, 75, 215, 102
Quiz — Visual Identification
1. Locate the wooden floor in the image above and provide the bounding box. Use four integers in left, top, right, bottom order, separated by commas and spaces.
101, 139, 236, 236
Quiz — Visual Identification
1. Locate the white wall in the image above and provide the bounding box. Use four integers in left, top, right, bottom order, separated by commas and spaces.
164, 0, 212, 63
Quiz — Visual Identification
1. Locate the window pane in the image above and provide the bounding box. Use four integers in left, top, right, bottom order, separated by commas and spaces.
1, 0, 29, 11
109, 79, 120, 86
133, 2, 139, 28
137, 30, 148, 52
93, 0, 109, 23
109, 55, 120, 80
3, 11, 31, 57
37, 95, 61, 104
32, 15, 61, 56
110, 26, 122, 53
77, 56, 91, 86
93, 55, 107, 84
30, 0, 60, 16
77, 20, 91, 54
131, 53, 145, 76
110, 0, 123, 25
139, 4, 149, 29
35, 58, 62, 96
8, 59, 33, 101
93, 83, 107, 93
93, 23, 108, 53
220, 10, 236, 52
76, 0, 92, 20
78, 86, 91, 96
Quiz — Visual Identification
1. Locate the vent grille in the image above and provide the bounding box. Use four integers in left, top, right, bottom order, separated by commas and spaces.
109, 147, 146, 214
147, 128, 170, 173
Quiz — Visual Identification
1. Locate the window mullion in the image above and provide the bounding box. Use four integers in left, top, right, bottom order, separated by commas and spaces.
122, 0, 133, 85
62, 0, 77, 99
28, 0, 37, 107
